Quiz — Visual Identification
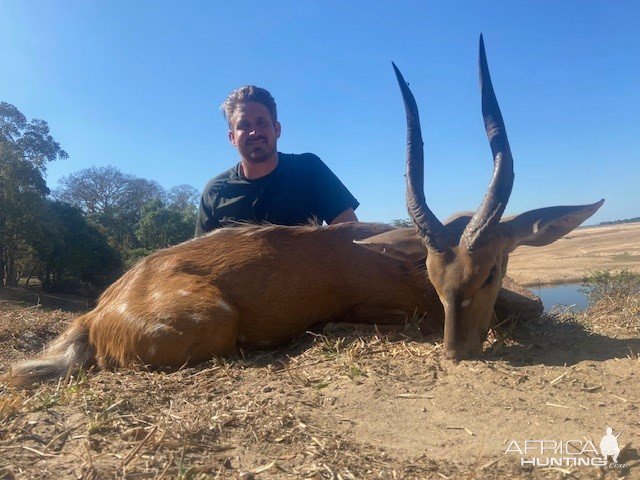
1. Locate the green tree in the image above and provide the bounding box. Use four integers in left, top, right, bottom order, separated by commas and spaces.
390, 218, 412, 228
167, 184, 199, 212
0, 102, 67, 286
54, 166, 166, 253
0, 144, 49, 285
33, 201, 122, 292
134, 198, 197, 261
166, 183, 198, 238
54, 165, 132, 214
0, 102, 68, 171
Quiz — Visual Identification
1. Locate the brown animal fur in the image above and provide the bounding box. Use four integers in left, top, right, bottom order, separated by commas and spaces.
6, 222, 447, 387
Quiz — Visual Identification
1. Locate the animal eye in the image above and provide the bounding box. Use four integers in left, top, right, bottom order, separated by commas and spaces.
484, 266, 497, 287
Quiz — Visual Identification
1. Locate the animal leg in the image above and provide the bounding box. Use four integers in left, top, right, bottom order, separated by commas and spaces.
140, 301, 240, 367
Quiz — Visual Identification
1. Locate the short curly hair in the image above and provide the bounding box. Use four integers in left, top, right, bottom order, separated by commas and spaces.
221, 85, 278, 126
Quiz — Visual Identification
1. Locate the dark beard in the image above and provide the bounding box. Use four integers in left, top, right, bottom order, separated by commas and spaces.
246, 143, 277, 164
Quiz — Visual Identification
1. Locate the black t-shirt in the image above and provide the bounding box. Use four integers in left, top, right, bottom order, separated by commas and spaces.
195, 152, 359, 235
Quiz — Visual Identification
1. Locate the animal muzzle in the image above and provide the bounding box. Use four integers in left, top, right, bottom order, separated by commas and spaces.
444, 339, 483, 360
443, 316, 483, 360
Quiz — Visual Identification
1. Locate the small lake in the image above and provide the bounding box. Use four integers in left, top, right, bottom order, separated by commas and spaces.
530, 283, 590, 312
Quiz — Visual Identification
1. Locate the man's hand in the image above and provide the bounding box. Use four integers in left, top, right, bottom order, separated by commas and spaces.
330, 208, 358, 224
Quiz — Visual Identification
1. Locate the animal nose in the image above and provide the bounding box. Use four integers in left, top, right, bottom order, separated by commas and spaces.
444, 345, 464, 360
444, 339, 482, 360
445, 348, 473, 361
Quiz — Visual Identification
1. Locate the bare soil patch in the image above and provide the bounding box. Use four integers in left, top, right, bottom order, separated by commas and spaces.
0, 283, 638, 479
508, 222, 640, 286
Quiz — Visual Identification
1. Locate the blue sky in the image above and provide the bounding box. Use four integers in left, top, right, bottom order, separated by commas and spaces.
2, 1, 638, 225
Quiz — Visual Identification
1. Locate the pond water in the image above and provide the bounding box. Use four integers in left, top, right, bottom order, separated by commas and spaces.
530, 283, 591, 312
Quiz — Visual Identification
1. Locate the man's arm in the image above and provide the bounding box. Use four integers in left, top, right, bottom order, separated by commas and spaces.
195, 189, 217, 237
305, 154, 360, 224
194, 199, 209, 237
330, 208, 358, 224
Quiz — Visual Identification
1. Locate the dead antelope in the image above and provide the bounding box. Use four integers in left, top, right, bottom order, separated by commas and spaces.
5, 36, 601, 387
361, 34, 602, 358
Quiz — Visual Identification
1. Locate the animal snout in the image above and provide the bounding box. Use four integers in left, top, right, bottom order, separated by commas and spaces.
444, 337, 483, 360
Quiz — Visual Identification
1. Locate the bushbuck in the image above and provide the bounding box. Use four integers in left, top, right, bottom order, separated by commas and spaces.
361, 35, 603, 358
5, 36, 602, 386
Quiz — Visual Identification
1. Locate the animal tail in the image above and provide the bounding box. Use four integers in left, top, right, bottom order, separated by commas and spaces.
4, 318, 94, 388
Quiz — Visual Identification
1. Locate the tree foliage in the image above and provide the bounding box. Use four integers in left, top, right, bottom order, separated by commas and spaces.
55, 166, 199, 266
55, 166, 165, 216
1, 101, 198, 292
167, 184, 199, 212
0, 143, 49, 285
0, 101, 67, 286
55, 166, 166, 253
390, 218, 412, 228
33, 201, 122, 292
1, 103, 122, 290
0, 102, 68, 172
55, 165, 132, 214
136, 198, 197, 252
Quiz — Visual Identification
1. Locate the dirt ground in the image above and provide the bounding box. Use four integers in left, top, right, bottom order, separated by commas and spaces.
508, 223, 640, 286
0, 290, 638, 479
1, 224, 639, 479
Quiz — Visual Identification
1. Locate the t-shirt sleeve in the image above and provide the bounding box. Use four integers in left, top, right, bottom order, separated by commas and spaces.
307, 154, 359, 223
194, 194, 210, 237
194, 183, 221, 237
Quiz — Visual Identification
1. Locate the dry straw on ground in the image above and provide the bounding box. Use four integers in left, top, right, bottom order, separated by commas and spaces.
0, 276, 639, 479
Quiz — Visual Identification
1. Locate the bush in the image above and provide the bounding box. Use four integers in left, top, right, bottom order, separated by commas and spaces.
35, 201, 123, 292
585, 270, 640, 307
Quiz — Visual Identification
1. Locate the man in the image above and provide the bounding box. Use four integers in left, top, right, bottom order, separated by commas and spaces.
195, 85, 359, 236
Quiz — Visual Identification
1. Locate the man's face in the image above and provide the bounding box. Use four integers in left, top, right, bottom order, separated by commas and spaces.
228, 101, 281, 163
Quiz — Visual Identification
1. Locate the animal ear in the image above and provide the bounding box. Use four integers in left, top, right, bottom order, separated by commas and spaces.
354, 228, 426, 263
500, 199, 604, 251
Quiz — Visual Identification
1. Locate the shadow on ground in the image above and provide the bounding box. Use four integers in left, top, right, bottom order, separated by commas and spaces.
486, 313, 638, 366
0, 286, 94, 312
238, 308, 639, 374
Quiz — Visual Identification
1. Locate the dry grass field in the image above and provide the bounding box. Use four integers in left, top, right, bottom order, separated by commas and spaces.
0, 224, 639, 479
508, 222, 640, 286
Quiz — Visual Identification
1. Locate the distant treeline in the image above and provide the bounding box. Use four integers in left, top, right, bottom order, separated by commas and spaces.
1, 101, 199, 293
598, 217, 640, 226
